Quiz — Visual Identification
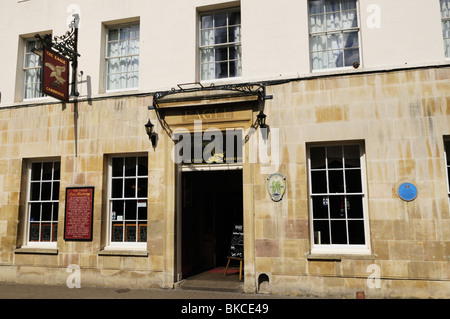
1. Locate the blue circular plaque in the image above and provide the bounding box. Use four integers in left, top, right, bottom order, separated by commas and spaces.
398, 182, 418, 201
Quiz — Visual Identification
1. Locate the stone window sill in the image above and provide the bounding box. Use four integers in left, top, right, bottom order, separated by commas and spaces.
14, 247, 59, 255
98, 249, 148, 257
306, 253, 375, 262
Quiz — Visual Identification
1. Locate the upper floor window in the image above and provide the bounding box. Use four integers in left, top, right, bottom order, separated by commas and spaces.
106, 24, 140, 91
23, 39, 43, 99
308, 0, 360, 70
441, 0, 450, 58
200, 8, 242, 81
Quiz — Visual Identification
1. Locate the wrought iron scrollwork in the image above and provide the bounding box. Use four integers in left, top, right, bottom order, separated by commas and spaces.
35, 14, 80, 97
150, 82, 270, 139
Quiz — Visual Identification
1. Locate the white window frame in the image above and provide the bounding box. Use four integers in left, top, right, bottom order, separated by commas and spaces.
24, 160, 60, 248
307, 142, 370, 255
105, 23, 140, 92
106, 155, 148, 250
440, 0, 450, 59
199, 7, 242, 82
23, 38, 44, 100
308, 0, 361, 72
444, 139, 450, 204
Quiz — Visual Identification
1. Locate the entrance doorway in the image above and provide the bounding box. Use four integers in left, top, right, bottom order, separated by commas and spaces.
181, 169, 243, 279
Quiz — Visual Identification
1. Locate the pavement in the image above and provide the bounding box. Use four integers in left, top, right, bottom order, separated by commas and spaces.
0, 278, 308, 318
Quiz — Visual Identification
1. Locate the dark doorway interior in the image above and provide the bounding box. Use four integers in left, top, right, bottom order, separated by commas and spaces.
181, 169, 243, 279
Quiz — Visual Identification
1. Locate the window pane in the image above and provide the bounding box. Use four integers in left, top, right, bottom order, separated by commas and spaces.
41, 182, 52, 200
345, 169, 362, 193
328, 170, 344, 193
112, 179, 123, 198
441, 0, 450, 19
137, 178, 148, 198
125, 157, 136, 176
310, 147, 326, 169
229, 26, 241, 42
313, 220, 330, 244
52, 203, 59, 221
139, 224, 147, 242
42, 203, 52, 221
201, 14, 213, 28
214, 27, 228, 44
229, 11, 241, 25
126, 224, 137, 242
310, 15, 323, 34
201, 30, 214, 46
41, 224, 52, 241
201, 63, 214, 81
215, 62, 228, 78
138, 206, 147, 220
112, 157, 124, 177
229, 45, 242, 60
309, 0, 325, 15
331, 220, 347, 244
107, 42, 119, 58
326, 0, 340, 12
215, 47, 228, 61
342, 0, 356, 10
312, 196, 329, 219
343, 31, 358, 48
348, 220, 365, 244
54, 162, 60, 180
327, 146, 343, 168
42, 162, 53, 180
344, 145, 360, 168
311, 170, 327, 193
31, 163, 41, 181
326, 12, 341, 31
109, 29, 119, 41
137, 157, 148, 176
344, 48, 359, 66
125, 200, 137, 220
342, 9, 357, 28
30, 182, 40, 200
112, 200, 124, 221
329, 195, 345, 218
124, 178, 136, 198
347, 195, 363, 218
29, 223, 40, 241
52, 182, 60, 200
229, 60, 241, 77
30, 203, 40, 221
112, 222, 123, 242
214, 13, 227, 27
201, 48, 214, 63
311, 51, 327, 70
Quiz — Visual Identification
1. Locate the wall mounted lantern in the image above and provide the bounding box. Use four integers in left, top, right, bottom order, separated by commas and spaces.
257, 110, 267, 128
145, 119, 158, 148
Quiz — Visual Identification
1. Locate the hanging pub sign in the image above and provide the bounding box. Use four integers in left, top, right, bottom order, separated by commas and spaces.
42, 47, 69, 102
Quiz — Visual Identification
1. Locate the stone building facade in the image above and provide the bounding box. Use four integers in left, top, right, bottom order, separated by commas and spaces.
0, 0, 449, 298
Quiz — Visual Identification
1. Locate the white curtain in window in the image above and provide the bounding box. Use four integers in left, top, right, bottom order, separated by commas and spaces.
441, 0, 450, 57
310, 0, 358, 70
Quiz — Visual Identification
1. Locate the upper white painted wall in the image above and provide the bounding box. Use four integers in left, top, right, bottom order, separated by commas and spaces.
0, 0, 447, 106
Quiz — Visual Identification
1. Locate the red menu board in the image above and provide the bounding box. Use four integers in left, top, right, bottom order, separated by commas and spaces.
64, 187, 94, 241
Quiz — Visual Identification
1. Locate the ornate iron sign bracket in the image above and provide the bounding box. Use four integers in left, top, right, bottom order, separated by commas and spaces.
35, 14, 81, 98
